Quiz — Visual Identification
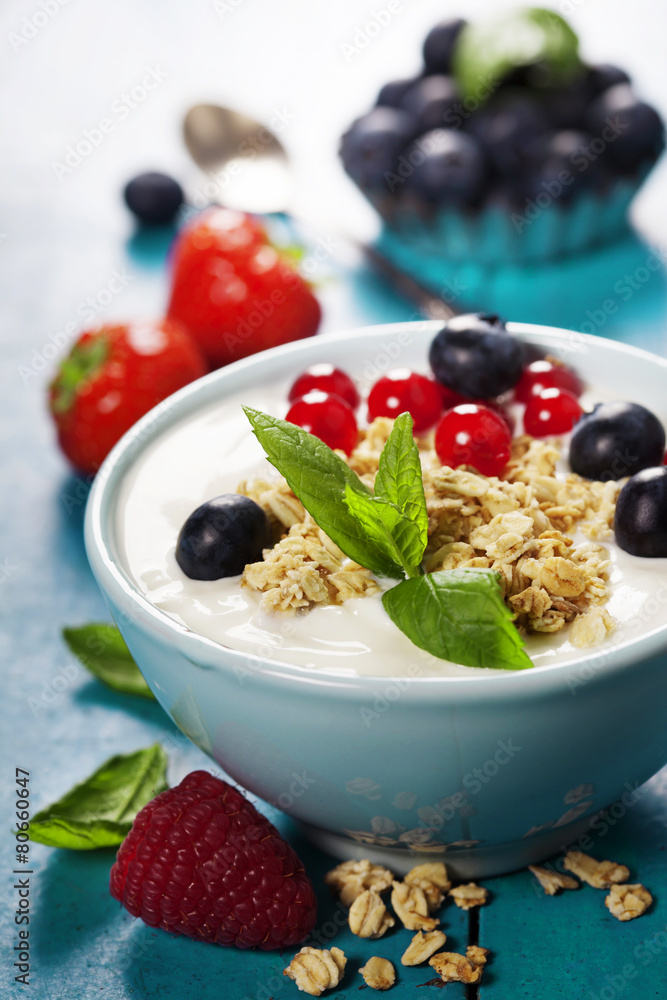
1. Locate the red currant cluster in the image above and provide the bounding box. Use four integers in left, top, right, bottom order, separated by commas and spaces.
285, 358, 583, 479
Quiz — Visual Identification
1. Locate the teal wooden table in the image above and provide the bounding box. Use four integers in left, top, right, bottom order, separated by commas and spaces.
1, 0, 666, 996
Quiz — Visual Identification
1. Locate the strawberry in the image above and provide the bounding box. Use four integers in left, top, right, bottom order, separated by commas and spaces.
166, 208, 322, 369
110, 770, 318, 950
49, 319, 207, 475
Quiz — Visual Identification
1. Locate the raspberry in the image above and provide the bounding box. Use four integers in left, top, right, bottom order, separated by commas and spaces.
110, 771, 317, 950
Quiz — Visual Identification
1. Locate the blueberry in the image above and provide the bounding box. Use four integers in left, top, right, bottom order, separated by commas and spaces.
376, 77, 420, 109
405, 129, 488, 206
519, 130, 606, 203
584, 85, 665, 173
467, 92, 548, 175
123, 171, 184, 226
614, 467, 667, 557
340, 108, 416, 190
569, 402, 666, 481
429, 313, 525, 398
176, 495, 272, 580
422, 18, 467, 74
541, 78, 590, 130
586, 64, 631, 100
399, 75, 459, 133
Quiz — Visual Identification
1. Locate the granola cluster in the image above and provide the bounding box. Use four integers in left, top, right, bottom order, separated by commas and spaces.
239, 418, 620, 646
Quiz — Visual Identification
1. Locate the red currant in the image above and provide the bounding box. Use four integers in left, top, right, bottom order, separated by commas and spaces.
463, 397, 515, 435
368, 369, 443, 433
288, 364, 360, 409
523, 387, 583, 437
434, 404, 512, 478
286, 391, 358, 455
514, 359, 583, 403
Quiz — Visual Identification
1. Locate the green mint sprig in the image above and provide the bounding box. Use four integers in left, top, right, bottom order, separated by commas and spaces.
244, 407, 532, 671
453, 8, 582, 100
63, 623, 154, 699
28, 745, 167, 849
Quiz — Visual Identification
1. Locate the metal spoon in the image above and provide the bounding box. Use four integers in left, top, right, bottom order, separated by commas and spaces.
182, 102, 454, 320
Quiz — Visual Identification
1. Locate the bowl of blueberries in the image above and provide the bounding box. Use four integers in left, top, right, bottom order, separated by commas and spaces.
340, 7, 665, 271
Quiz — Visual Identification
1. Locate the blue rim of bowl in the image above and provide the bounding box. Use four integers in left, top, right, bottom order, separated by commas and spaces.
84, 321, 667, 697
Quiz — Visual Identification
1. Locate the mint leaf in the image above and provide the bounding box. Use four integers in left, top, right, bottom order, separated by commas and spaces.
374, 413, 428, 553
453, 8, 581, 100
63, 624, 154, 699
343, 486, 422, 579
244, 406, 404, 578
29, 745, 168, 849
382, 568, 532, 670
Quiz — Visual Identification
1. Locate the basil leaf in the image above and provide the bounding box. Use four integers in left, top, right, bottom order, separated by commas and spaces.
453, 8, 581, 99
382, 568, 532, 670
63, 624, 154, 699
343, 485, 422, 580
244, 406, 404, 578
374, 412, 428, 554
29, 745, 168, 849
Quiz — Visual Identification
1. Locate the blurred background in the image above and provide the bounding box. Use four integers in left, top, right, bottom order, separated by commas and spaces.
3, 0, 667, 365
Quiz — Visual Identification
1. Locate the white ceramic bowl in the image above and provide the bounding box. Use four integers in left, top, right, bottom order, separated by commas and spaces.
85, 322, 667, 877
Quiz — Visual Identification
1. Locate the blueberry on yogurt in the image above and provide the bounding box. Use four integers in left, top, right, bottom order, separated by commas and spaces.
176, 495, 272, 580
429, 313, 525, 398
614, 466, 667, 557
568, 401, 665, 481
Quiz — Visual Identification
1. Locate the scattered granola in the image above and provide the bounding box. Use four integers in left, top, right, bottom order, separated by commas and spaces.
324, 859, 394, 907
467, 945, 490, 968
404, 862, 451, 911
358, 956, 396, 990
401, 930, 447, 966
605, 883, 653, 921
429, 951, 483, 985
449, 882, 489, 910
239, 420, 619, 646
391, 880, 439, 931
563, 851, 630, 888
528, 865, 580, 895
348, 889, 395, 939
283, 946, 347, 996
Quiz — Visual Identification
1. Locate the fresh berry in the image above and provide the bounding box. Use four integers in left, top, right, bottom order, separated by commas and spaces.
110, 770, 317, 950
464, 397, 516, 435
585, 85, 664, 173
340, 108, 416, 190
586, 64, 631, 99
288, 365, 360, 409
569, 401, 666, 481
514, 359, 583, 403
435, 404, 511, 477
167, 208, 321, 369
176, 495, 272, 580
286, 391, 358, 455
429, 313, 525, 399
467, 92, 548, 175
367, 370, 442, 433
422, 18, 467, 75
49, 320, 206, 475
123, 171, 184, 225
399, 76, 459, 133
521, 131, 605, 202
614, 467, 667, 557
524, 387, 583, 437
376, 77, 420, 109
405, 129, 488, 206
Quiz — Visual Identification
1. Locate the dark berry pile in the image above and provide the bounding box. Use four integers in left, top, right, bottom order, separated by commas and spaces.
340, 16, 664, 213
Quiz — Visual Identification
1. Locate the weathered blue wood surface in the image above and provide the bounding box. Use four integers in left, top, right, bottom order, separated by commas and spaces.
1, 0, 666, 996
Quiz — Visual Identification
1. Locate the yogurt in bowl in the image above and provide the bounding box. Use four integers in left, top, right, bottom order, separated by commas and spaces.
85, 321, 667, 877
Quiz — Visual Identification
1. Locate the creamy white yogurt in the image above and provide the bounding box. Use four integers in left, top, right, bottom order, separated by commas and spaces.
115, 374, 667, 678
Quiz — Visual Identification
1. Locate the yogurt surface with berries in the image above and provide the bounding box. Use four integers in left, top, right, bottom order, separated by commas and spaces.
115, 359, 667, 679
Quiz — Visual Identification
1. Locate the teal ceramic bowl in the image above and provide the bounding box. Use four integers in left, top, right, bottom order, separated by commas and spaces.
84, 322, 667, 877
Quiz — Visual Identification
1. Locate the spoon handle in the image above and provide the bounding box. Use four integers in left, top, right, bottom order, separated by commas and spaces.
268, 210, 457, 322
360, 243, 457, 322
